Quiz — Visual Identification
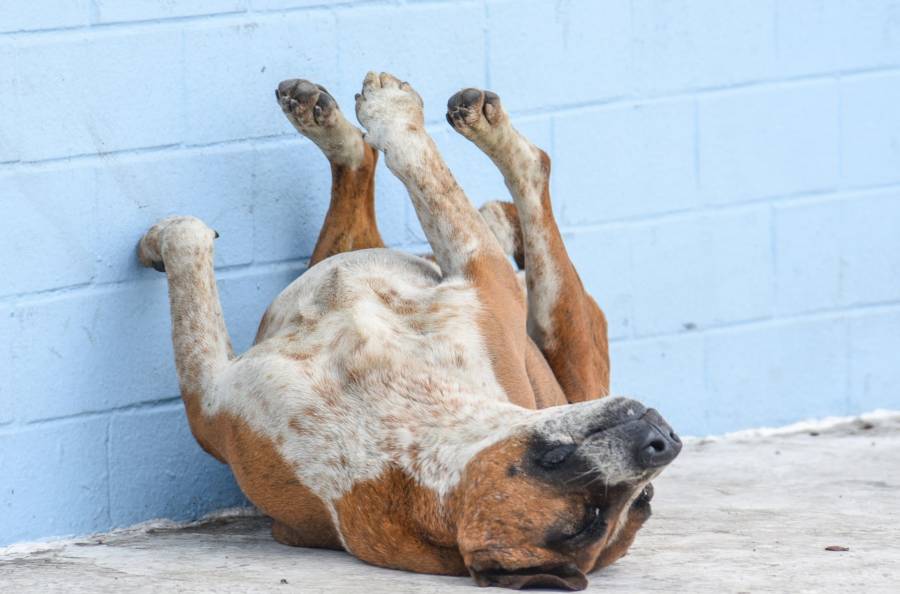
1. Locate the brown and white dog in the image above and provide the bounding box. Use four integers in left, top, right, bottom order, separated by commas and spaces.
138, 72, 681, 590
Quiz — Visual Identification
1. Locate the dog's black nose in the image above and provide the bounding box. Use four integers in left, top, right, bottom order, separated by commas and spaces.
636, 409, 682, 468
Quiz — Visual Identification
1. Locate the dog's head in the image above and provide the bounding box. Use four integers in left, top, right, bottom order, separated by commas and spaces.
458, 397, 680, 590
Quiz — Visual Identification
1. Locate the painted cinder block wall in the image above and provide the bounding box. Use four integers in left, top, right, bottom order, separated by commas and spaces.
2, 0, 899, 545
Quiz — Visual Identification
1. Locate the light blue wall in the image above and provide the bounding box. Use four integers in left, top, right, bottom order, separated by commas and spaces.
2, 0, 899, 545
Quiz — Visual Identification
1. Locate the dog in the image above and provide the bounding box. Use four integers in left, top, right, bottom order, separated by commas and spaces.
138, 72, 681, 590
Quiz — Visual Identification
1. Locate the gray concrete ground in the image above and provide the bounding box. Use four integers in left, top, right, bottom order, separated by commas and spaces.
2, 412, 898, 593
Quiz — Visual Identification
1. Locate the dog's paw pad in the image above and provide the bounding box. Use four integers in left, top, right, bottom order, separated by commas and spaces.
276, 79, 339, 128
446, 88, 504, 133
355, 72, 425, 148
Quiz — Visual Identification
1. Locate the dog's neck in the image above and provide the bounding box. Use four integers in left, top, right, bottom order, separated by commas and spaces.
403, 401, 529, 492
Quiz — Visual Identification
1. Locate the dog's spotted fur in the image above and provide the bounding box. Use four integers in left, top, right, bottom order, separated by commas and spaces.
139, 73, 677, 590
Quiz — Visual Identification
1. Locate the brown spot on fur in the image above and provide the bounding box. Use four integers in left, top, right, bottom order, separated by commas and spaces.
211, 412, 341, 549
336, 467, 466, 575
288, 418, 305, 434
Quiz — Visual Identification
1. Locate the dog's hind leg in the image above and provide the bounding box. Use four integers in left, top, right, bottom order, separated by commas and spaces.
355, 72, 536, 408
447, 89, 610, 403
276, 79, 383, 267
138, 216, 232, 460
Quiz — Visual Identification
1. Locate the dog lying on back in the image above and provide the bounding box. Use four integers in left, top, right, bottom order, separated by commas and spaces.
138, 72, 681, 590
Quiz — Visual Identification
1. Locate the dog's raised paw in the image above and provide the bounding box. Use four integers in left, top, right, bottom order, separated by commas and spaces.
276, 79, 339, 130
138, 216, 216, 273
446, 88, 506, 139
354, 71, 425, 150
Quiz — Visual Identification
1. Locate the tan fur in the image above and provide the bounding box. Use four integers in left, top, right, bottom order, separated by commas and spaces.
335, 468, 467, 575
138, 73, 677, 590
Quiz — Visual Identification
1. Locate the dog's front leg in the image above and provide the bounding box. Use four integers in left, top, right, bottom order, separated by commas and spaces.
138, 216, 232, 460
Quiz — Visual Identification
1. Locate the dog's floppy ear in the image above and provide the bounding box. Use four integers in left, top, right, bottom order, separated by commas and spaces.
470, 563, 588, 590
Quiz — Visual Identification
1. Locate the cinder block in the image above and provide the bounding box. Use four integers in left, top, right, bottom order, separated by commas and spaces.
8, 284, 180, 422
108, 405, 245, 527
629, 208, 773, 336
0, 41, 19, 162
16, 29, 183, 161
632, 0, 777, 94
774, 0, 842, 77
0, 417, 109, 545
628, 217, 709, 337
841, 73, 900, 187
0, 0, 89, 33
705, 317, 848, 432
554, 99, 697, 225
776, 191, 900, 314
0, 307, 14, 425
838, 192, 900, 305
609, 334, 707, 436
93, 0, 245, 23
564, 226, 635, 341
335, 2, 486, 123
217, 263, 308, 353
702, 208, 774, 325
698, 82, 839, 203
850, 309, 900, 411
486, 0, 631, 111
7, 262, 314, 423
252, 138, 345, 263
774, 197, 843, 314
839, 0, 900, 70
0, 163, 98, 297
92, 145, 255, 285
183, 11, 338, 145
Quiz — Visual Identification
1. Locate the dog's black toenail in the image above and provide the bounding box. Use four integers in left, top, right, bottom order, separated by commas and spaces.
152, 260, 166, 273
213, 230, 220, 239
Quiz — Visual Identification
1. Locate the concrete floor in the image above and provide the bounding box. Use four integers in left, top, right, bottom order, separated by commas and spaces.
2, 412, 898, 593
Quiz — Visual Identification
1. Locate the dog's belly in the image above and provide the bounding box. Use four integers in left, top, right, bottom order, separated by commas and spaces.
204, 248, 517, 541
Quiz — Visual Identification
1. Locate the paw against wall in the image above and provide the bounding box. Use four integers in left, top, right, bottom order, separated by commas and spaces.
139, 72, 681, 591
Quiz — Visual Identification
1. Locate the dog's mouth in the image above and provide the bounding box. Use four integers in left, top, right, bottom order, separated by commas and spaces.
469, 562, 588, 591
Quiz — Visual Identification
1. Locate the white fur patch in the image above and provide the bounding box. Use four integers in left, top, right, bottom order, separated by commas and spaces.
203, 250, 532, 525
